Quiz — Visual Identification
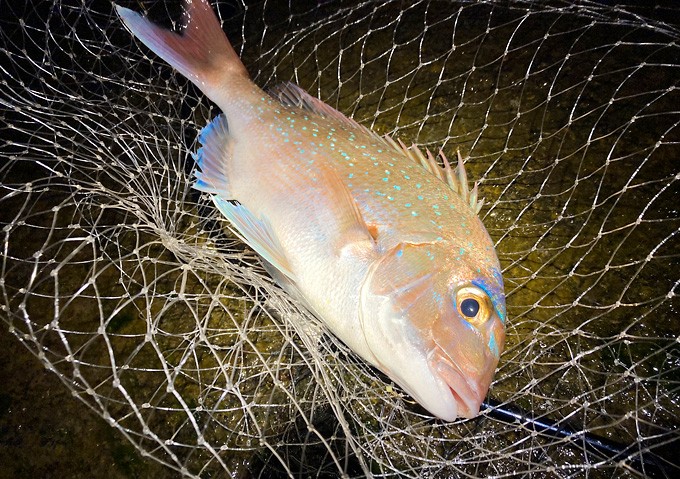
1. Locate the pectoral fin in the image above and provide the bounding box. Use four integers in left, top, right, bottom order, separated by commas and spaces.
213, 198, 295, 281
306, 164, 376, 255
264, 161, 376, 258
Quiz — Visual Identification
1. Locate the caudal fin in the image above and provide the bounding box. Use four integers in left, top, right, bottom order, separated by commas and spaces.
116, 0, 249, 92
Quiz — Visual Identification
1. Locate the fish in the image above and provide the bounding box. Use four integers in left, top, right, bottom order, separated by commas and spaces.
116, 0, 506, 421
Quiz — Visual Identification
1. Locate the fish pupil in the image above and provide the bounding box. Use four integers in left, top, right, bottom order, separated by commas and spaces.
461, 298, 480, 318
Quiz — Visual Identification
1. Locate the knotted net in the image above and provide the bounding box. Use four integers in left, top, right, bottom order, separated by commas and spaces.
1, 0, 679, 477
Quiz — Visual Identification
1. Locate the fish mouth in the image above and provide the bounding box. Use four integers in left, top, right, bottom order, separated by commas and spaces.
429, 352, 484, 418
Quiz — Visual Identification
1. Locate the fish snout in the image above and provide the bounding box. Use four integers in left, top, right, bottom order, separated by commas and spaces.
429, 343, 498, 418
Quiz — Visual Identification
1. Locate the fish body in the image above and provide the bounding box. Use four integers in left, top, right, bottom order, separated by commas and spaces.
117, 0, 506, 420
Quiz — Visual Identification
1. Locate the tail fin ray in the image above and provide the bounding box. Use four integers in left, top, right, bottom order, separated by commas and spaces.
116, 0, 249, 90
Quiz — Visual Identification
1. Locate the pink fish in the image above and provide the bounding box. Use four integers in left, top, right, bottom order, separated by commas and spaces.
116, 0, 505, 420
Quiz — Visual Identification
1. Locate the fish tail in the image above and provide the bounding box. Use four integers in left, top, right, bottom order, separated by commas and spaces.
116, 0, 249, 92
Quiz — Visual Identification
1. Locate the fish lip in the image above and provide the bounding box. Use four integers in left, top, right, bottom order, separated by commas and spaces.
429, 349, 484, 418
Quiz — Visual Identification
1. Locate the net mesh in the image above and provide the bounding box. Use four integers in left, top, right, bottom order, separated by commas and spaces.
1, 0, 679, 477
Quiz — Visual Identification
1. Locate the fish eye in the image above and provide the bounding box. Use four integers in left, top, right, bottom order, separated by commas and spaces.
455, 285, 491, 325
460, 298, 480, 318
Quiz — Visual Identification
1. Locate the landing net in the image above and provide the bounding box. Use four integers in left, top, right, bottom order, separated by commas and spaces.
1, 0, 679, 477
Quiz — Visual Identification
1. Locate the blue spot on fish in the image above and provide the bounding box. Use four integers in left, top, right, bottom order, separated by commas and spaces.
488, 333, 499, 357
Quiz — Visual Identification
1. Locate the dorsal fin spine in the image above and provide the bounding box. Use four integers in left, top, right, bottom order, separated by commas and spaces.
455, 149, 470, 202
391, 141, 484, 214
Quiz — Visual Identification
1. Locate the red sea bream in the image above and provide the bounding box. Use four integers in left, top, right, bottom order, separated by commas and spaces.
117, 0, 506, 420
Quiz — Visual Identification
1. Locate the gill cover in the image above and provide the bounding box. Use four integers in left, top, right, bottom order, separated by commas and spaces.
359, 243, 458, 419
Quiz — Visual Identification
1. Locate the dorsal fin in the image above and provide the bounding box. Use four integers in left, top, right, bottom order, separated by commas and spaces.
268, 82, 365, 129
268, 82, 484, 214
389, 140, 484, 214
268, 82, 396, 149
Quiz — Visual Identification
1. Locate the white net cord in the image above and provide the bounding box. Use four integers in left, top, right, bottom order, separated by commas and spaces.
1, 0, 679, 478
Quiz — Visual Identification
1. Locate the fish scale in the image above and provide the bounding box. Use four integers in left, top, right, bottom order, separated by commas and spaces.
260, 91, 480, 244
262, 99, 497, 274
117, 0, 506, 421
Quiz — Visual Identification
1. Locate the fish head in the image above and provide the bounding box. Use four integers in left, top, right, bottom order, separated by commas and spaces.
359, 240, 505, 421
